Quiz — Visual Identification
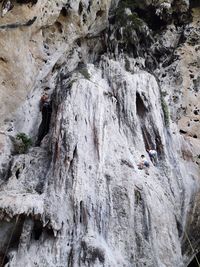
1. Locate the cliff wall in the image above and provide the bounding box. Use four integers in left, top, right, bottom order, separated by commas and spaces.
0, 1, 199, 266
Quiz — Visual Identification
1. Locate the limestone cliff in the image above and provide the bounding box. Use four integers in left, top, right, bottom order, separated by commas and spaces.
0, 0, 199, 266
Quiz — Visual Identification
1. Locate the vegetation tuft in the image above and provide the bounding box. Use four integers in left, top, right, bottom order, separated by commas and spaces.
79, 68, 91, 80
161, 98, 170, 127
116, 0, 144, 29
15, 133, 32, 154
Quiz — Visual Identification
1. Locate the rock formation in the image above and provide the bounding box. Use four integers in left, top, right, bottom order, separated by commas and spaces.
0, 0, 199, 266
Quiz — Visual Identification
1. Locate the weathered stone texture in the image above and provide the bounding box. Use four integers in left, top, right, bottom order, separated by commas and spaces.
0, 1, 199, 267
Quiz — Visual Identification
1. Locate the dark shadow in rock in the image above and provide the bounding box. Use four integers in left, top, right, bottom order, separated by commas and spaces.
141, 125, 164, 159
134, 5, 169, 31
15, 168, 20, 179
80, 241, 105, 264
0, 160, 12, 182
35, 181, 45, 194
0, 253, 9, 266
190, 0, 200, 8
154, 129, 164, 156
187, 252, 200, 267
68, 247, 74, 267
31, 219, 54, 241
32, 220, 43, 240
134, 189, 142, 205
9, 215, 25, 249
0, 16, 37, 29
79, 201, 88, 227
36, 101, 52, 146
16, 0, 38, 4
78, 1, 83, 15
136, 92, 148, 118
180, 129, 187, 134
175, 217, 183, 238
0, 214, 25, 265
136, 91, 164, 157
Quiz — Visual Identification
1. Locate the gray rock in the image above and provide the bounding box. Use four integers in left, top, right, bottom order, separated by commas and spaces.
0, 1, 199, 267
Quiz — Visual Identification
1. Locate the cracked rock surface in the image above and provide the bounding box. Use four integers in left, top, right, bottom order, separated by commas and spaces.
0, 0, 199, 266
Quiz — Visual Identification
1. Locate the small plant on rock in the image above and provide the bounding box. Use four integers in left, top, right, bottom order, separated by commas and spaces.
15, 133, 32, 154
161, 97, 170, 127
68, 79, 77, 88
79, 68, 91, 80
116, 0, 144, 29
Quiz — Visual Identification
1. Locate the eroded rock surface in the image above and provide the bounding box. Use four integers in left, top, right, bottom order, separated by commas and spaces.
0, 0, 199, 266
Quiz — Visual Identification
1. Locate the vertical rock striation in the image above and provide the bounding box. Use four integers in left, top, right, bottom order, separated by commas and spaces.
0, 0, 199, 266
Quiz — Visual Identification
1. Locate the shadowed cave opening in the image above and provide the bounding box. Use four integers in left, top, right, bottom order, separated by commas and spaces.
0, 216, 55, 266
136, 92, 148, 118
32, 220, 43, 240
188, 252, 200, 267
0, 253, 9, 266
61, 7, 67, 17
36, 100, 52, 146
32, 219, 54, 241
15, 168, 20, 179
7, 215, 25, 248
134, 6, 169, 31
136, 92, 164, 157
0, 215, 25, 266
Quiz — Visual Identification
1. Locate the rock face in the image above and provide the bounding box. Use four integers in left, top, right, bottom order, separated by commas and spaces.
0, 0, 199, 266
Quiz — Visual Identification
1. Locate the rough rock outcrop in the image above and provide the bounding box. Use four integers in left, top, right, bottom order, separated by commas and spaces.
0, 0, 199, 266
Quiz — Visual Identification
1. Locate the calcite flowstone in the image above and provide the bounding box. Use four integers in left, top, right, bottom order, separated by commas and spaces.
0, 1, 199, 267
